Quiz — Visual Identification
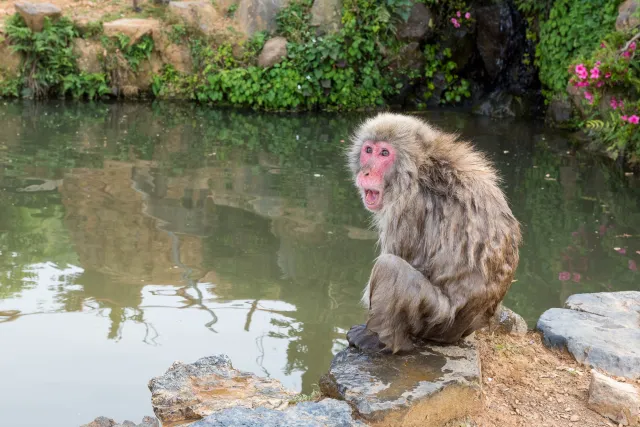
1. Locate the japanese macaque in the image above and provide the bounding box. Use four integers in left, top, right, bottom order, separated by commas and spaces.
346, 113, 521, 353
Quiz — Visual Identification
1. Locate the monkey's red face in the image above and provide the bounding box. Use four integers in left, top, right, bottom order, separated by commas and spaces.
356, 141, 396, 212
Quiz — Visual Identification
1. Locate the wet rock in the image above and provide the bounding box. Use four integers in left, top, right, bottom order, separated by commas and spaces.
148, 354, 297, 425
310, 0, 342, 34
546, 96, 573, 126
190, 399, 365, 427
81, 416, 159, 427
168, 2, 221, 36
320, 335, 482, 425
235, 0, 290, 37
397, 41, 425, 71
473, 90, 531, 119
616, 0, 640, 32
14, 2, 62, 32
258, 36, 287, 67
103, 19, 160, 46
537, 291, 640, 379
397, 3, 433, 42
475, 2, 515, 81
73, 39, 103, 74
488, 304, 528, 335
588, 370, 640, 426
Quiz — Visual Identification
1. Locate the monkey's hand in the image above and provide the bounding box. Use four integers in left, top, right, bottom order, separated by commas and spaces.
346, 324, 390, 354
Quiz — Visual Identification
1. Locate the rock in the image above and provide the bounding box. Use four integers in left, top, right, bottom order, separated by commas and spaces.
258, 36, 287, 67
397, 41, 424, 71
397, 3, 433, 42
190, 399, 365, 426
148, 354, 297, 425
160, 43, 193, 74
588, 370, 640, 426
72, 16, 103, 37
537, 291, 640, 379
235, 0, 290, 37
123, 51, 163, 96
546, 96, 573, 126
81, 416, 159, 427
0, 38, 21, 77
168, 2, 221, 35
473, 90, 531, 119
310, 0, 342, 34
103, 19, 160, 46
616, 0, 640, 32
475, 2, 516, 81
320, 335, 482, 425
14, 2, 62, 32
73, 39, 103, 74
488, 304, 528, 335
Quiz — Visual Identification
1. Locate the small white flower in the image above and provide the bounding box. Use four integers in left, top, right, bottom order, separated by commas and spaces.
297, 85, 301, 90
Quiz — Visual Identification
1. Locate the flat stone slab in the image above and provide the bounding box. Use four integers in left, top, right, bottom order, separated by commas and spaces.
14, 2, 62, 32
190, 399, 366, 427
319, 335, 482, 426
103, 19, 160, 45
148, 355, 297, 425
537, 291, 640, 379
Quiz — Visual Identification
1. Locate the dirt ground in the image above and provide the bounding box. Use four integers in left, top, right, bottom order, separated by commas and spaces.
472, 330, 638, 427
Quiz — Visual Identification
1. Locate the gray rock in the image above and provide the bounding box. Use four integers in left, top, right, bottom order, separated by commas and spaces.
148, 354, 297, 426
258, 37, 288, 67
310, 0, 342, 34
537, 291, 640, 379
14, 2, 62, 32
475, 2, 515, 81
397, 3, 433, 42
190, 399, 365, 426
473, 90, 531, 118
545, 96, 573, 126
616, 0, 640, 32
235, 0, 290, 37
320, 335, 482, 425
488, 304, 528, 335
81, 416, 159, 427
588, 370, 640, 426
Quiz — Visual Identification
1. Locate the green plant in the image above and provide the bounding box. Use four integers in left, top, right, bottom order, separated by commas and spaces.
62, 72, 110, 99
423, 45, 470, 104
0, 74, 21, 97
226, 2, 239, 18
5, 13, 78, 98
537, 0, 621, 98
168, 24, 187, 45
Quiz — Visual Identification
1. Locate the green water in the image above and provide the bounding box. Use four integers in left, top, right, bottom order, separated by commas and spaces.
0, 102, 638, 427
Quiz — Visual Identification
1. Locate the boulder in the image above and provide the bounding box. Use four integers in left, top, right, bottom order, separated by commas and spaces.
235, 0, 290, 37
73, 39, 103, 74
588, 370, 640, 426
475, 2, 515, 81
537, 291, 640, 379
0, 38, 21, 77
190, 399, 365, 426
168, 2, 221, 36
14, 2, 62, 32
545, 96, 573, 126
397, 3, 433, 42
160, 43, 193, 74
103, 19, 160, 46
258, 36, 287, 67
124, 51, 163, 96
320, 335, 483, 426
487, 304, 528, 335
148, 354, 298, 425
473, 90, 531, 119
310, 0, 343, 35
616, 0, 640, 32
81, 416, 159, 427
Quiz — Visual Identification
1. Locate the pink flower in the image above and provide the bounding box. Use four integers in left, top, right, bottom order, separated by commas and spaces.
584, 91, 593, 104
616, 247, 627, 254
605, 72, 612, 78
575, 64, 588, 80
595, 61, 601, 66
622, 115, 629, 121
623, 51, 631, 58
574, 81, 589, 87
571, 273, 581, 283
630, 41, 637, 51
457, 10, 461, 17
597, 81, 604, 87
630, 260, 638, 271
558, 271, 571, 281
590, 67, 600, 79
465, 12, 471, 19
451, 18, 460, 28
629, 115, 640, 124
611, 98, 618, 109
600, 42, 606, 48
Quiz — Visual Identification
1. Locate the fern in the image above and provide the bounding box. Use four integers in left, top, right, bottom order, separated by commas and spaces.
585, 119, 605, 130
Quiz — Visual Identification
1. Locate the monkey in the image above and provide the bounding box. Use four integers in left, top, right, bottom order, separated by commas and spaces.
345, 112, 521, 354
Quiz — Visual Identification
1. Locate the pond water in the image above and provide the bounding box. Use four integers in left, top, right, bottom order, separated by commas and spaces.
0, 101, 638, 427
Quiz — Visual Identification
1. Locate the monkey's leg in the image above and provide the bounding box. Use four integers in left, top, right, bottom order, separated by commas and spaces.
365, 254, 457, 353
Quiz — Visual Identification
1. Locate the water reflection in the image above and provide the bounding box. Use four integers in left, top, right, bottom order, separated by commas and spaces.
0, 102, 638, 427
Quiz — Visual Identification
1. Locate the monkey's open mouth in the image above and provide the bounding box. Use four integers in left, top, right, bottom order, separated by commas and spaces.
364, 189, 382, 210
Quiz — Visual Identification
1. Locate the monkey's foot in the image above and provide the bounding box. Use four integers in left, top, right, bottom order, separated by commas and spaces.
347, 324, 390, 354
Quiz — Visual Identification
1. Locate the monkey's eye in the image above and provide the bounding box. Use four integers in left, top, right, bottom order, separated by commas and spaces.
381, 149, 390, 157
365, 146, 373, 154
